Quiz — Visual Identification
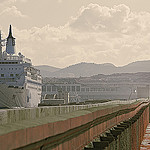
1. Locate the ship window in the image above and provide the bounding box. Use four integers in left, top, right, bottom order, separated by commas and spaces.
1, 68, 2, 70
15, 68, 17, 70
10, 74, 14, 77
1, 74, 4, 77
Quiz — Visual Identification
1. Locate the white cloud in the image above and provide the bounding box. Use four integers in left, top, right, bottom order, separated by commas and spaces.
69, 4, 130, 32
0, 0, 16, 8
0, 6, 27, 18
68, 3, 150, 36
0, 0, 29, 30
0, 0, 28, 5
2, 3, 150, 68
57, 0, 62, 3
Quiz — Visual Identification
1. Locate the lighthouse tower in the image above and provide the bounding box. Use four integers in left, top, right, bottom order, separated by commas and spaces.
6, 25, 15, 55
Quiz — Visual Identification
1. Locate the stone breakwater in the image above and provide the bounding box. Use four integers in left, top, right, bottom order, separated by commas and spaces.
85, 103, 149, 150
0, 99, 149, 150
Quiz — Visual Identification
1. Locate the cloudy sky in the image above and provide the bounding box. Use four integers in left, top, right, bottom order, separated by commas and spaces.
1, 0, 150, 68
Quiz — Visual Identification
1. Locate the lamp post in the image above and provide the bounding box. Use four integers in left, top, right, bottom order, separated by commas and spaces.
128, 87, 136, 100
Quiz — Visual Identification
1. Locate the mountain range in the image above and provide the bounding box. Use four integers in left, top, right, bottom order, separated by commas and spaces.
35, 60, 150, 78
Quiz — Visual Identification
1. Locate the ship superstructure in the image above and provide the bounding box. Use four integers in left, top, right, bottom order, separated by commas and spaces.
0, 25, 42, 108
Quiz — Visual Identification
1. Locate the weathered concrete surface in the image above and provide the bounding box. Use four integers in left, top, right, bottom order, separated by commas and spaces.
85, 103, 149, 150
0, 100, 135, 125
0, 99, 149, 150
140, 124, 150, 149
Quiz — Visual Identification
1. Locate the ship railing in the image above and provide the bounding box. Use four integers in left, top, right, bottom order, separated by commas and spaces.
25, 67, 39, 75
5, 56, 31, 63
24, 58, 31, 63
6, 56, 21, 60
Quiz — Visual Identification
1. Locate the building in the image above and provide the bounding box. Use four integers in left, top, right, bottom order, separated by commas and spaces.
42, 73, 150, 102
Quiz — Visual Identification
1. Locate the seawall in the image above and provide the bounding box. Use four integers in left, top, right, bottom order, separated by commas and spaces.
0, 99, 149, 150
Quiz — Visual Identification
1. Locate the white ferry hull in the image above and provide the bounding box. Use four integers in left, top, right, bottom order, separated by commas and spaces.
0, 26, 42, 108
0, 83, 40, 108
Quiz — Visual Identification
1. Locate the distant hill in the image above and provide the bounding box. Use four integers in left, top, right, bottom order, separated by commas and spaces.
35, 65, 60, 77
36, 60, 150, 78
50, 62, 116, 77
118, 60, 150, 73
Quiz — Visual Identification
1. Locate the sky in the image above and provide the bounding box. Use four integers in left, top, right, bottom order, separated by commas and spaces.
1, 0, 150, 68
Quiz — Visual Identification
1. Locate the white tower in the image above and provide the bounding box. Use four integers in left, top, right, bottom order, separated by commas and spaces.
6, 25, 15, 55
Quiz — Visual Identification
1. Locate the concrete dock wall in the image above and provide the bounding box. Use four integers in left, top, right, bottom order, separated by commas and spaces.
85, 103, 149, 150
0, 99, 149, 150
0, 100, 137, 125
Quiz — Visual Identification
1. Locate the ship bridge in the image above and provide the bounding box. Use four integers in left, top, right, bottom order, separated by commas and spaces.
0, 55, 31, 64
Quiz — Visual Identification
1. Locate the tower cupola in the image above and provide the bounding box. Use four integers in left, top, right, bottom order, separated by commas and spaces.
6, 25, 15, 55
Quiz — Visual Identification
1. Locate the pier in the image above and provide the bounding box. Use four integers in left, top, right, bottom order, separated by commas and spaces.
0, 99, 149, 150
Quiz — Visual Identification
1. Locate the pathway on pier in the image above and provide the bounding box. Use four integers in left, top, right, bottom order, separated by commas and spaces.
140, 124, 150, 149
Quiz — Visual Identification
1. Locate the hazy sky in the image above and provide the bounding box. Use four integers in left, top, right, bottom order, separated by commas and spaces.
1, 0, 150, 68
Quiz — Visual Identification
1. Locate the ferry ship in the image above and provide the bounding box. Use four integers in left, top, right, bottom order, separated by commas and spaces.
0, 25, 42, 108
